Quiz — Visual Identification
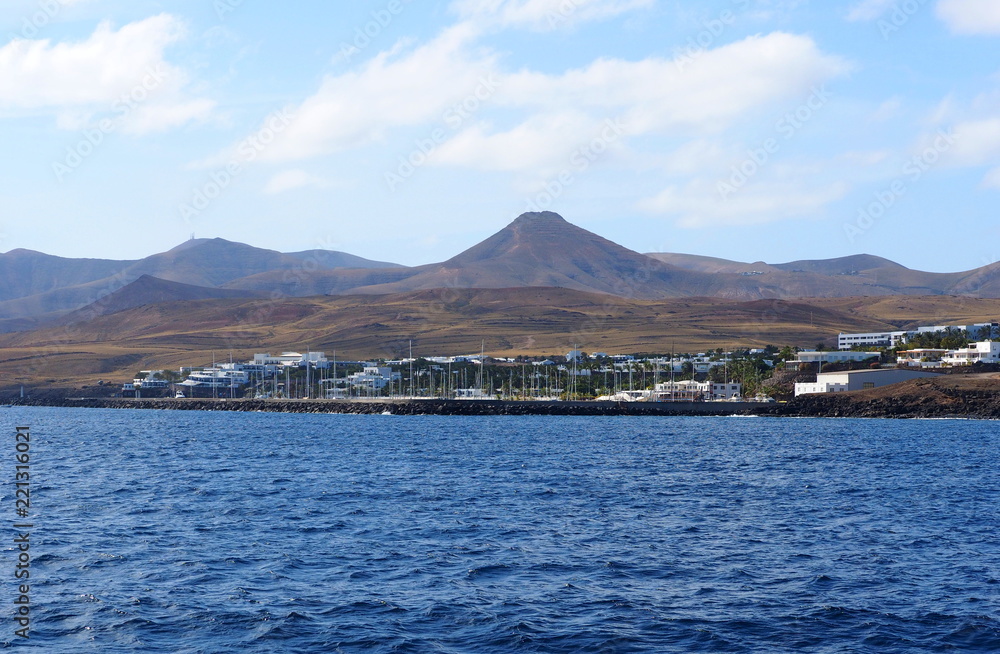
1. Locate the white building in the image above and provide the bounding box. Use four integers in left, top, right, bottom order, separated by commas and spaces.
794, 369, 939, 396
131, 371, 170, 389
793, 350, 879, 365
455, 388, 498, 399
250, 352, 331, 372
942, 341, 1000, 366
896, 349, 948, 368
180, 365, 250, 390
656, 380, 742, 400
347, 364, 400, 391
838, 323, 998, 351
838, 331, 909, 350
599, 380, 742, 402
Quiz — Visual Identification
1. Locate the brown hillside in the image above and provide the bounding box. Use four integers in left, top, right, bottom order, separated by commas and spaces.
7, 288, 995, 390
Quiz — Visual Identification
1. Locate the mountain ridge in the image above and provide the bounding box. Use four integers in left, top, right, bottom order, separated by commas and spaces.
4, 214, 1000, 330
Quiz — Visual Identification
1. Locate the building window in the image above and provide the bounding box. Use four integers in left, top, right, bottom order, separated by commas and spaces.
862, 382, 875, 390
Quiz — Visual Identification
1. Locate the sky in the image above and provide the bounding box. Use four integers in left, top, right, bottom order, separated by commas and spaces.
1, 0, 998, 273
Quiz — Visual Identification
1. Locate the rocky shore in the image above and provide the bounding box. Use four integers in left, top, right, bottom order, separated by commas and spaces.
6, 374, 1000, 419
7, 397, 768, 416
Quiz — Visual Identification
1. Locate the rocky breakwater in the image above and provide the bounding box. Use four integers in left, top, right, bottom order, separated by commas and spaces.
11, 397, 769, 416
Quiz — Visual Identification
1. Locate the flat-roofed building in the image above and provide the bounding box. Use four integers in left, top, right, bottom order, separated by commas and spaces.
942, 341, 1000, 366
896, 349, 948, 368
838, 331, 909, 350
795, 368, 939, 396
793, 350, 879, 366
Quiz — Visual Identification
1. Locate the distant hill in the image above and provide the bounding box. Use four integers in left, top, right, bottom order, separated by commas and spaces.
0, 286, 902, 387
772, 254, 908, 275
0, 249, 131, 301
228, 212, 779, 300
343, 211, 693, 298
285, 249, 403, 270
5, 215, 1000, 331
57, 275, 264, 324
7, 286, 1000, 389
0, 239, 402, 323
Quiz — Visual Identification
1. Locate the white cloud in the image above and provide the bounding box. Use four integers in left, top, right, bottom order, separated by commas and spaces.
843, 150, 891, 166
0, 14, 215, 134
871, 97, 902, 122
451, 0, 653, 31
264, 169, 325, 194
846, 0, 896, 21
124, 99, 216, 135
433, 33, 848, 173
640, 179, 848, 227
937, 0, 1000, 35
502, 33, 847, 133
983, 166, 1000, 189
944, 117, 1000, 166
209, 24, 846, 187
252, 23, 495, 163
432, 111, 609, 172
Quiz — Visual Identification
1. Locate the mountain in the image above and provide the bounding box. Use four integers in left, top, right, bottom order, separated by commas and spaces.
647, 251, 979, 298
6, 214, 1000, 332
226, 212, 777, 300
118, 238, 397, 288
343, 211, 693, 297
771, 254, 908, 275
58, 275, 265, 324
0, 249, 131, 301
285, 249, 403, 270
0, 239, 402, 323
645, 253, 779, 274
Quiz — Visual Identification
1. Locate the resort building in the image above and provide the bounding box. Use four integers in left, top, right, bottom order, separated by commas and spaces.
792, 350, 879, 366
122, 371, 171, 395
838, 331, 909, 350
346, 364, 400, 391
250, 352, 331, 371
794, 369, 939, 397
896, 349, 948, 368
655, 380, 742, 401
941, 341, 1000, 366
838, 323, 998, 351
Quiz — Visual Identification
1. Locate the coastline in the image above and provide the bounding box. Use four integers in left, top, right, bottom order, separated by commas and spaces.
7, 383, 1000, 419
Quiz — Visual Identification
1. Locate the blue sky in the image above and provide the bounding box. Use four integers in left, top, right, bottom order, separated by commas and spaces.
1, 0, 998, 273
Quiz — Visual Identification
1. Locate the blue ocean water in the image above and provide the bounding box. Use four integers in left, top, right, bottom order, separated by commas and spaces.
1, 408, 998, 653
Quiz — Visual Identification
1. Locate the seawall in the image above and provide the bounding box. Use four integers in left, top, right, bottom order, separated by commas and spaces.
8, 397, 775, 416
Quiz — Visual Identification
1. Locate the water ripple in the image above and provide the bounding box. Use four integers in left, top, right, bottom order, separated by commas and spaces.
3, 408, 998, 652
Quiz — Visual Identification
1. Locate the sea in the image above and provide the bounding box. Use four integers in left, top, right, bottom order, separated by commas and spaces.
1, 407, 998, 653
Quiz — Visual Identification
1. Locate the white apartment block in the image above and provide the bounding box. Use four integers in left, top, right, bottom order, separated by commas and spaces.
793, 351, 879, 365
838, 331, 909, 350
942, 341, 1000, 366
